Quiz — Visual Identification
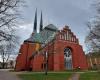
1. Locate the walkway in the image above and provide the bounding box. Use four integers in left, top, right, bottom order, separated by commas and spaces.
0, 69, 21, 80
68, 73, 80, 80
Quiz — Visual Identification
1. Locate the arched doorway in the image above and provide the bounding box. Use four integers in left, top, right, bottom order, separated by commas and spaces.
64, 48, 73, 70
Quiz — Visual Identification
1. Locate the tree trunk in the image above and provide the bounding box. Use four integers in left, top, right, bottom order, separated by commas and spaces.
2, 51, 5, 69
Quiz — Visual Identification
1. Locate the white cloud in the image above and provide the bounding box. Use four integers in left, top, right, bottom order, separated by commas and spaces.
16, 23, 33, 43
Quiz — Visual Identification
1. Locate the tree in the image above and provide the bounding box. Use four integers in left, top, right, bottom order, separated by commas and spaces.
0, 0, 24, 68
9, 60, 14, 68
85, 0, 100, 52
0, 0, 24, 41
0, 32, 20, 68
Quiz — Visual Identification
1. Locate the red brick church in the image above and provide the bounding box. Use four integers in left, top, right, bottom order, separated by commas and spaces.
15, 10, 88, 71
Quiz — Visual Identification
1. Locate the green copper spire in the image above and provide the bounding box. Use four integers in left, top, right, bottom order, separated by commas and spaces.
34, 9, 37, 33
40, 11, 43, 32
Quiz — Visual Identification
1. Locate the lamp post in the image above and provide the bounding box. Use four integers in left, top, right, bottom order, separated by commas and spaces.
44, 30, 49, 75
44, 31, 55, 75
45, 51, 48, 75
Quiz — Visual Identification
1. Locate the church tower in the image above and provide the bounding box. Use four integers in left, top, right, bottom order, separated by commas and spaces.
40, 11, 43, 32
33, 9, 37, 33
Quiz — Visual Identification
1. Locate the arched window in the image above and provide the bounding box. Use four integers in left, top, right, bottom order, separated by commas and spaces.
64, 48, 73, 70
64, 48, 72, 58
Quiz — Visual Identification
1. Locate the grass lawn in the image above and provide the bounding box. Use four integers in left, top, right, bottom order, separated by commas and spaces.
18, 72, 72, 80
80, 71, 100, 80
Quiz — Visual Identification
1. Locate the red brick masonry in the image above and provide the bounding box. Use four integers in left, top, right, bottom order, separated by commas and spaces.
15, 26, 88, 71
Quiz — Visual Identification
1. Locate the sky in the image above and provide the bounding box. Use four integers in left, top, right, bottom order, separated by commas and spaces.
17, 0, 95, 52
0, 0, 96, 62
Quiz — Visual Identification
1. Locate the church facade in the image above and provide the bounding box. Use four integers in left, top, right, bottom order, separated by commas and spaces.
15, 11, 88, 71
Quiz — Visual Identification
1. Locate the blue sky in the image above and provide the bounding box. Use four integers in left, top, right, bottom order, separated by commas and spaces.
17, 0, 95, 52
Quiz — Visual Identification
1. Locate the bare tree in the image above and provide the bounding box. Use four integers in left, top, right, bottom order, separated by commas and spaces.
85, 0, 100, 52
0, 0, 24, 68
0, 0, 24, 41
0, 31, 20, 68
9, 60, 14, 68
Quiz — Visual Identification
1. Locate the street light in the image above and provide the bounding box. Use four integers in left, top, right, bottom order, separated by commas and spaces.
45, 51, 48, 75
43, 32, 56, 75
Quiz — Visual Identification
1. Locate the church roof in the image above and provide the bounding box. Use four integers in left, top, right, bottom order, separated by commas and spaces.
25, 24, 58, 44
44, 24, 58, 31
40, 24, 58, 44
24, 33, 43, 43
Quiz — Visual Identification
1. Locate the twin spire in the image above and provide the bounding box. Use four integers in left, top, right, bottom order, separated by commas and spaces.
33, 9, 43, 33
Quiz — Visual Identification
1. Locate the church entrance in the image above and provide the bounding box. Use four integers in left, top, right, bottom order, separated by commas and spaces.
64, 48, 73, 70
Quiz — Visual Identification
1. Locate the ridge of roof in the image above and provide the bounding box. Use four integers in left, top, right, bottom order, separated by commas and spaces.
44, 24, 58, 31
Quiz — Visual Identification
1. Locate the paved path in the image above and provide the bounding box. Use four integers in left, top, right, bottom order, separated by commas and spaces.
0, 69, 21, 80
68, 73, 80, 80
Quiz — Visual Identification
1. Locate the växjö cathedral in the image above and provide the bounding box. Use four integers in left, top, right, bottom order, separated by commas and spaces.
15, 10, 88, 71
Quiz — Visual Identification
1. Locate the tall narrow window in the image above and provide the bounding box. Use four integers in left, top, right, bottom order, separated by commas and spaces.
60, 35, 62, 39
62, 34, 64, 40
73, 37, 75, 42
65, 34, 67, 40
70, 35, 72, 41
67, 31, 69, 40
72, 37, 73, 42
69, 34, 71, 41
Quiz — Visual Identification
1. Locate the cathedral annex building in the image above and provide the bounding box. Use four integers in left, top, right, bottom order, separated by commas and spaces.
15, 10, 88, 71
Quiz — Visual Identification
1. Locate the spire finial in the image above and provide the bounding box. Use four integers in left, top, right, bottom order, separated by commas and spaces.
40, 11, 43, 32
33, 8, 37, 33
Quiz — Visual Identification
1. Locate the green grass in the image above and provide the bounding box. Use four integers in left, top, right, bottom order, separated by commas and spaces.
80, 71, 100, 80
18, 72, 72, 80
